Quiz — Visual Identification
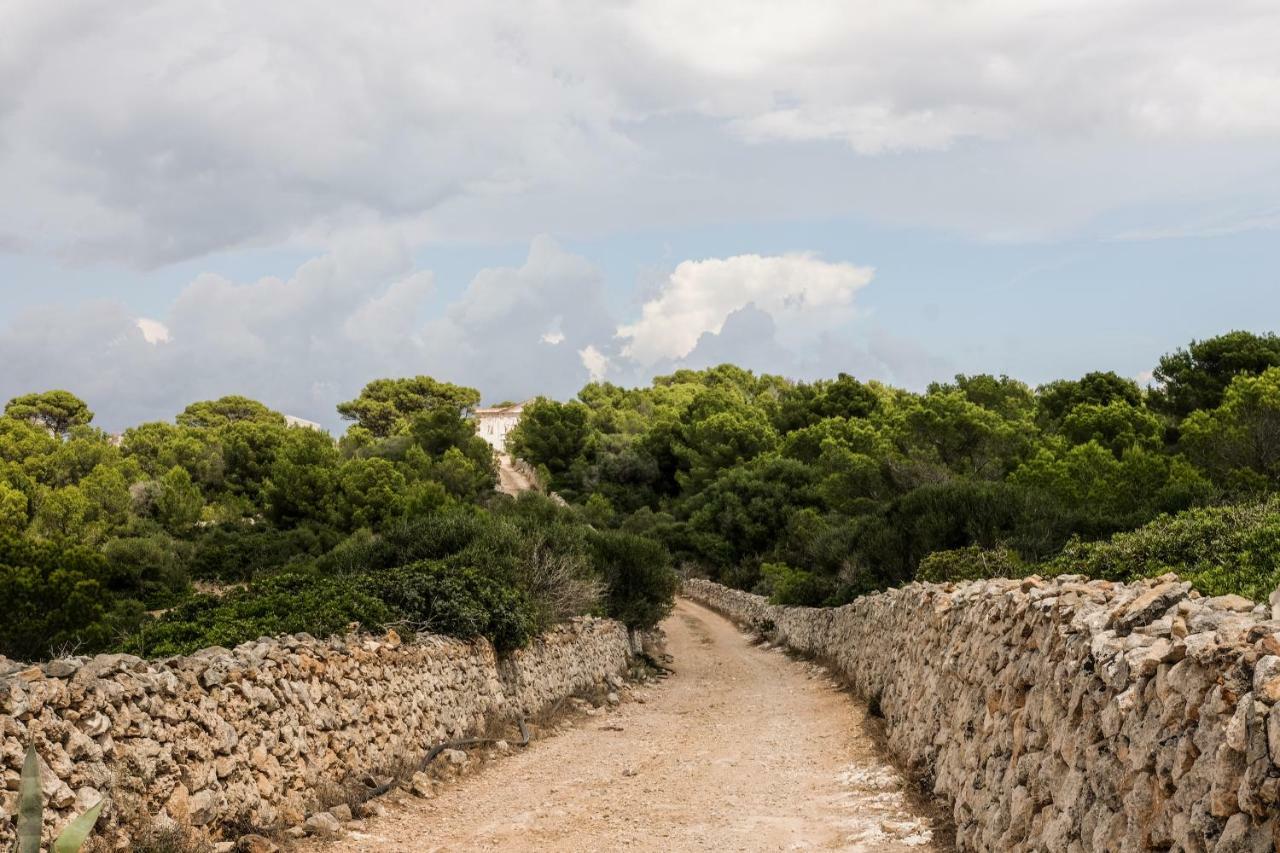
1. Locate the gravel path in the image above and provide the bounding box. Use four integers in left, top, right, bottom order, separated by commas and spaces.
305, 599, 947, 852
494, 453, 535, 496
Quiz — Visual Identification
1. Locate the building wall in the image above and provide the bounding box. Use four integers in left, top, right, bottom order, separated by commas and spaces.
475, 411, 521, 451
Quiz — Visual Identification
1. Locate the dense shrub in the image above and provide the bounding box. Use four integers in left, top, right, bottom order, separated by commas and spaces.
0, 536, 147, 660
587, 529, 677, 630
1047, 499, 1280, 600
757, 562, 831, 606
363, 560, 535, 651
100, 533, 193, 606
127, 572, 395, 658
915, 544, 1026, 583
189, 523, 340, 583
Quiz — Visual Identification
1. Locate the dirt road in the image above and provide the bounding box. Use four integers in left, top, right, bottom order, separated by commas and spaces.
308, 599, 945, 852
495, 453, 536, 496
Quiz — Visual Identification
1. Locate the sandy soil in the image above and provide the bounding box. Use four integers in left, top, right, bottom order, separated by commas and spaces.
304, 599, 947, 852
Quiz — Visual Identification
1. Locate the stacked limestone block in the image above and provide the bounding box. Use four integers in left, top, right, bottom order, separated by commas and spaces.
685, 576, 1280, 852
0, 616, 630, 847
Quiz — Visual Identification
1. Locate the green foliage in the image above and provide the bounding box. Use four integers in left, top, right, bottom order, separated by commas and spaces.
131, 572, 395, 657
758, 562, 831, 606
365, 560, 534, 651
5, 390, 94, 436
0, 536, 146, 660
1036, 372, 1143, 425
916, 544, 1025, 583
1151, 330, 1280, 419
0, 479, 27, 535
17, 332, 1280, 661
155, 466, 204, 532
1047, 499, 1280, 601
1059, 401, 1162, 457
587, 528, 676, 630
507, 398, 590, 490
189, 523, 337, 583
891, 389, 1032, 478
337, 456, 407, 530
101, 534, 192, 606
177, 396, 285, 429
929, 373, 1035, 420
31, 485, 91, 542
264, 428, 340, 525
1181, 366, 1280, 490
337, 376, 481, 437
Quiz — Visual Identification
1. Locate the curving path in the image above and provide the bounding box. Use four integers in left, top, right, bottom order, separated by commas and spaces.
307, 599, 947, 852
495, 452, 536, 496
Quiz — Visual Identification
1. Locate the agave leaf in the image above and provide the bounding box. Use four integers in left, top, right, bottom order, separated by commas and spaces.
51, 799, 105, 853
16, 744, 43, 853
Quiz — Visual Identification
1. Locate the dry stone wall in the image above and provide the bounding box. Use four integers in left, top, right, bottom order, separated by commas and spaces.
684, 576, 1280, 852
0, 617, 630, 847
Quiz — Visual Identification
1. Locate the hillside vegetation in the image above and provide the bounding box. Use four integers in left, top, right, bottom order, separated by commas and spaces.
5, 330, 1280, 660
508, 330, 1280, 606
0, 379, 675, 661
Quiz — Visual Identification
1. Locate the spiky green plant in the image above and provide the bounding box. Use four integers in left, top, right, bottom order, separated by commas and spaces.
14, 743, 104, 853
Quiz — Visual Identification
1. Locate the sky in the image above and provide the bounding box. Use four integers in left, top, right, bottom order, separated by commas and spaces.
2, 0, 1279, 431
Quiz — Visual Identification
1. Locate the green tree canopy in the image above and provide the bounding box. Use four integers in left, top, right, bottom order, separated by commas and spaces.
177, 395, 286, 429
1151, 331, 1280, 419
1036, 372, 1143, 425
5, 390, 94, 436
508, 398, 590, 483
337, 376, 481, 437
1181, 366, 1280, 490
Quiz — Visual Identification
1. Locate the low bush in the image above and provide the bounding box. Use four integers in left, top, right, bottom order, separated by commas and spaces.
757, 561, 832, 606
588, 528, 677, 630
1047, 498, 1280, 600
127, 572, 395, 657
363, 560, 535, 651
915, 544, 1027, 584
189, 522, 340, 583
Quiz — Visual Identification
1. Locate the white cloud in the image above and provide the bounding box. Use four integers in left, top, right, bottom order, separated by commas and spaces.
135, 317, 170, 344
541, 331, 566, 345
3, 1, 1280, 262
578, 345, 610, 381
617, 253, 873, 365
0, 232, 964, 427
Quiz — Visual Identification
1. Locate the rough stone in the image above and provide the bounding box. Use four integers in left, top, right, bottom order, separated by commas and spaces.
303, 811, 341, 835
0, 617, 631, 848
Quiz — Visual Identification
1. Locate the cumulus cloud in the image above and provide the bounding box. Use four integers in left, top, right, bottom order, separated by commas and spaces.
617, 253, 873, 365
0, 233, 963, 428
578, 345, 611, 382
3, 1, 1280, 262
135, 318, 170, 345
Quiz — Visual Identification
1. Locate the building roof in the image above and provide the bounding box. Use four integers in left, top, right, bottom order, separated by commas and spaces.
473, 400, 531, 416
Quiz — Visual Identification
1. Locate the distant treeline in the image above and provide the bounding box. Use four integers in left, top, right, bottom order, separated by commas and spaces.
7, 330, 1280, 662
507, 330, 1280, 605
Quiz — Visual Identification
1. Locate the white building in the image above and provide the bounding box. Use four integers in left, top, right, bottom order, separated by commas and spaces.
472, 401, 528, 451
